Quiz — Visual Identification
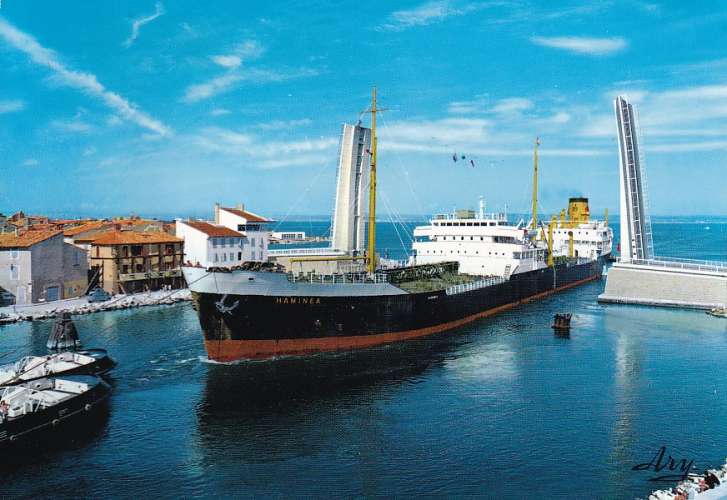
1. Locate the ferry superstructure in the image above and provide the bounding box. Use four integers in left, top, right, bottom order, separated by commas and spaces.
184, 89, 611, 362
412, 204, 546, 278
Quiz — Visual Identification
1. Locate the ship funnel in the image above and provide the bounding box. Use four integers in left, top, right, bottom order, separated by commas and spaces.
567, 197, 590, 224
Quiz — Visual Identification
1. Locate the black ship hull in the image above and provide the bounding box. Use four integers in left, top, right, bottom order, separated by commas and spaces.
192, 256, 607, 362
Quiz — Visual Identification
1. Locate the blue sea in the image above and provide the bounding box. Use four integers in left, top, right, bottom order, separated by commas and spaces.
1, 218, 725, 499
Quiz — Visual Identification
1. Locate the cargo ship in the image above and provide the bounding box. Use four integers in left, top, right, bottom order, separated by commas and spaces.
183, 89, 612, 362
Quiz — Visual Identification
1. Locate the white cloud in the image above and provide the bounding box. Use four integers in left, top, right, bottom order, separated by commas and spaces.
22, 158, 39, 166
531, 36, 627, 56
183, 67, 318, 103
210, 108, 232, 116
0, 18, 172, 136
379, 1, 489, 31
447, 96, 533, 116
0, 99, 25, 113
123, 2, 165, 48
210, 40, 265, 69
192, 126, 339, 168
647, 140, 727, 153
492, 97, 533, 114
211, 55, 242, 69
447, 96, 489, 114
83, 147, 97, 157
183, 40, 310, 103
50, 119, 94, 133
106, 115, 123, 126
256, 118, 312, 130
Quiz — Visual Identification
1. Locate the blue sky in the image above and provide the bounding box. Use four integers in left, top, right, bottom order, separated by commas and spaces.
1, 0, 726, 219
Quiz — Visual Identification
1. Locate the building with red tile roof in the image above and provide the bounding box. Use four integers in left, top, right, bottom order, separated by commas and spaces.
214, 203, 273, 264
176, 220, 245, 268
0, 230, 87, 305
87, 229, 184, 294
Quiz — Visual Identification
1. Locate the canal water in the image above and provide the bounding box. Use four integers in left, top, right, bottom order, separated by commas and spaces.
1, 220, 725, 499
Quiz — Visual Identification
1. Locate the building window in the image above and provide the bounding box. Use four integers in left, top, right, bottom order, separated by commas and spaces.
222, 253, 227, 262
214, 254, 218, 263
122, 246, 129, 257
212, 239, 218, 248
73, 251, 80, 267
10, 250, 18, 260
131, 245, 143, 257
165, 244, 174, 255
10, 264, 18, 280
250, 237, 256, 247
122, 265, 129, 273
135, 263, 144, 272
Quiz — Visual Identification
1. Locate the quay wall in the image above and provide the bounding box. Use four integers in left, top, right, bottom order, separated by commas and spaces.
598, 264, 727, 309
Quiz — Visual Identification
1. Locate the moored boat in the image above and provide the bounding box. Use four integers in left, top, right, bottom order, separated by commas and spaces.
0, 375, 110, 447
0, 349, 116, 386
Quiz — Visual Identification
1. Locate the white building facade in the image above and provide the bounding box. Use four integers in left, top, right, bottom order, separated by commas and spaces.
176, 220, 247, 268
215, 204, 273, 263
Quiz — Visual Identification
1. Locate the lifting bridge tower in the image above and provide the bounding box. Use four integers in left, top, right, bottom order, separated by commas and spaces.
614, 95, 654, 262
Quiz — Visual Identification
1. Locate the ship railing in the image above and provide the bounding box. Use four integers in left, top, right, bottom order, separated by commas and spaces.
268, 247, 346, 257
625, 258, 727, 274
287, 272, 390, 284
445, 276, 506, 296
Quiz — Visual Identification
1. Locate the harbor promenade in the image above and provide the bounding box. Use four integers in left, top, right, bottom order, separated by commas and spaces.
0, 288, 191, 323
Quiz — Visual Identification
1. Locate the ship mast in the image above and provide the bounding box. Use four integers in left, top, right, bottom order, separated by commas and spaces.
367, 87, 379, 274
530, 137, 540, 230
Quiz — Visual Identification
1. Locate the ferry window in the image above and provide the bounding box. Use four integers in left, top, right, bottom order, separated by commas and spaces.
490, 222, 496, 226
470, 236, 473, 240
466, 222, 473, 226
461, 236, 464, 240
480, 237, 483, 241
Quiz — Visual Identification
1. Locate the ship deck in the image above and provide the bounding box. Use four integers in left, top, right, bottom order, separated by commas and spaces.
394, 271, 485, 293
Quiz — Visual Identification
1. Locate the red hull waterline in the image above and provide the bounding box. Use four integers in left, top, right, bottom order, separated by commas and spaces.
203, 274, 599, 362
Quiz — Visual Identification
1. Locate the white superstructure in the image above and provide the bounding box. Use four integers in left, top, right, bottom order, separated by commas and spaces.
411, 202, 546, 278
549, 221, 612, 261
534, 198, 613, 261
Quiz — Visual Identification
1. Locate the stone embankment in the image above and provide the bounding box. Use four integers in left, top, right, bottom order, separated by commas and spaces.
0, 289, 192, 324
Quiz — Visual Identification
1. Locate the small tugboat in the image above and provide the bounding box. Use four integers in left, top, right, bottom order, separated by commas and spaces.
0, 375, 110, 448
0, 349, 116, 386
552, 313, 572, 332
